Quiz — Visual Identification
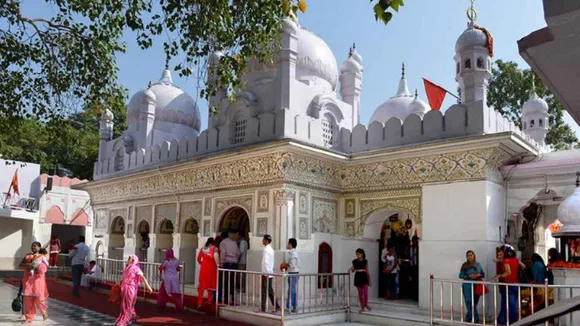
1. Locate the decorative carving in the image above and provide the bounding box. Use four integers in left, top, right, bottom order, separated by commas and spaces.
128, 206, 134, 221
215, 196, 253, 220
135, 206, 152, 229
345, 222, 355, 238
204, 198, 212, 216
95, 209, 108, 229
85, 147, 510, 204
257, 191, 269, 212
345, 199, 355, 218
179, 201, 202, 229
183, 218, 199, 234
203, 220, 211, 236
299, 193, 309, 215
357, 196, 422, 236
126, 224, 133, 238
257, 218, 268, 236
155, 203, 177, 231
109, 208, 126, 221
274, 190, 295, 206
312, 197, 338, 234
299, 218, 309, 240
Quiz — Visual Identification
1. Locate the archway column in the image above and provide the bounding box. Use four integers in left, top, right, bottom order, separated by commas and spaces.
123, 235, 136, 261
274, 190, 295, 250
147, 233, 158, 263
174, 232, 198, 284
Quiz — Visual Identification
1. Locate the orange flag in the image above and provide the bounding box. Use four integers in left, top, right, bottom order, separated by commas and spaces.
423, 78, 447, 111
10, 170, 19, 196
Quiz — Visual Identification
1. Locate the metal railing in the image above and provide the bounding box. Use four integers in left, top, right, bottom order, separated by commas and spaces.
429, 276, 580, 326
216, 268, 350, 321
1, 193, 37, 210
56, 254, 186, 298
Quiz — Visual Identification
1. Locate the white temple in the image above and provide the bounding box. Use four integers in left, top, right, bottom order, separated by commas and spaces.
75, 6, 580, 318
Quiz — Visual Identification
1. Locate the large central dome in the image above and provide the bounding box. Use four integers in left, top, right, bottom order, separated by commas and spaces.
295, 27, 338, 92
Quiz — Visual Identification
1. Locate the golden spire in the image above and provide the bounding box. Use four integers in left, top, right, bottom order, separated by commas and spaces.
467, 0, 477, 24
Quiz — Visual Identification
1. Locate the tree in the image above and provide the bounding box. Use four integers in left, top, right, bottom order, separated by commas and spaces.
370, 0, 406, 25
0, 0, 309, 120
487, 60, 578, 151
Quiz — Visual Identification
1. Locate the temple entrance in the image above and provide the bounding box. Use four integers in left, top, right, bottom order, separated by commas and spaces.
180, 218, 199, 283
136, 220, 150, 262
154, 219, 174, 263
108, 216, 125, 260
364, 209, 419, 302
218, 206, 250, 242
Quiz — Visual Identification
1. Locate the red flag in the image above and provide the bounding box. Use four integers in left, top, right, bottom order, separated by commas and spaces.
423, 78, 447, 111
10, 170, 19, 196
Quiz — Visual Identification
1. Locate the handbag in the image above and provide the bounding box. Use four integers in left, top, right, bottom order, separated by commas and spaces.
11, 295, 22, 312
474, 278, 489, 296
109, 284, 121, 303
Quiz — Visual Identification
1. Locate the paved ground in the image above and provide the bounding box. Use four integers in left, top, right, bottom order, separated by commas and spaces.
0, 282, 117, 325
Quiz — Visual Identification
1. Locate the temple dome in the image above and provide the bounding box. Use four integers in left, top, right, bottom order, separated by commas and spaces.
408, 91, 431, 116
523, 92, 549, 115
555, 175, 580, 236
455, 23, 488, 53
296, 27, 338, 91
370, 66, 415, 123
127, 68, 201, 132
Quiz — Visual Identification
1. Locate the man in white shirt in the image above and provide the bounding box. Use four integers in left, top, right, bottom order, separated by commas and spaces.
284, 238, 299, 313
261, 234, 279, 312
219, 232, 240, 304
69, 235, 90, 297
237, 232, 249, 293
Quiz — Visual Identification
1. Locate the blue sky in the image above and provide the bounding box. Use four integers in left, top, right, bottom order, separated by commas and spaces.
20, 0, 580, 135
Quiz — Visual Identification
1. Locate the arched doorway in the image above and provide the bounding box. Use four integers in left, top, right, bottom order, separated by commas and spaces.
318, 242, 333, 289
108, 216, 125, 260
137, 220, 150, 261
180, 218, 199, 283
155, 219, 174, 263
218, 206, 250, 242
363, 208, 419, 302
96, 241, 104, 258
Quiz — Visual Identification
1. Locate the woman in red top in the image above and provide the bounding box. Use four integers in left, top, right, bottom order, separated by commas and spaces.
492, 245, 520, 325
48, 237, 61, 267
197, 237, 219, 309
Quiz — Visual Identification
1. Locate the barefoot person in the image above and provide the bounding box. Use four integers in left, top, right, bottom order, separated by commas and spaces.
351, 248, 371, 313
22, 248, 49, 323
197, 238, 219, 309
115, 255, 153, 326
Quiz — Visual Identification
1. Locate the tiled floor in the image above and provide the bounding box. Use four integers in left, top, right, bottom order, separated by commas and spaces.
0, 282, 117, 325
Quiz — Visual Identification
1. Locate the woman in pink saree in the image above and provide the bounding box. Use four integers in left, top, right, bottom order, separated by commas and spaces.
115, 255, 153, 326
156, 249, 183, 311
22, 250, 49, 323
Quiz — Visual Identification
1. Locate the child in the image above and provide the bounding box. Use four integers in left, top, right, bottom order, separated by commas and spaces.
29, 249, 49, 276
383, 245, 399, 300
350, 248, 371, 313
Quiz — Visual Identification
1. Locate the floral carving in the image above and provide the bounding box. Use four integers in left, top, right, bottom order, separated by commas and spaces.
299, 218, 309, 240
257, 191, 269, 212
312, 197, 338, 234
345, 199, 355, 218
299, 193, 309, 215
84, 147, 510, 205
215, 196, 253, 220
357, 197, 422, 236
155, 204, 177, 231
274, 190, 295, 206
135, 206, 152, 230
257, 218, 268, 236
179, 201, 201, 228
95, 209, 108, 229
203, 220, 211, 236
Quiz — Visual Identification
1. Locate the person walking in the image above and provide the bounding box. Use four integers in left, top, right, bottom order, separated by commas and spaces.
115, 255, 153, 326
350, 248, 371, 313
219, 232, 240, 304
69, 236, 90, 297
459, 250, 485, 323
157, 249, 183, 311
493, 245, 520, 325
383, 244, 399, 300
284, 238, 300, 313
22, 249, 50, 323
48, 237, 61, 267
197, 238, 219, 309
261, 234, 280, 312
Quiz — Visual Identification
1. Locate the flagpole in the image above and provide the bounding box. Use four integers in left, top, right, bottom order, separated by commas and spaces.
442, 88, 461, 103
2, 183, 12, 207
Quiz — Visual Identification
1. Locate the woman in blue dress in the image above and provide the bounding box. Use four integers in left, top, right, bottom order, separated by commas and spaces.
458, 250, 485, 323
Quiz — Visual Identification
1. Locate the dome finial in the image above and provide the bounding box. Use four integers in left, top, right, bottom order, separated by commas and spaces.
148, 81, 151, 89
414, 89, 418, 98
401, 62, 406, 79
467, 0, 478, 25
349, 46, 353, 57
159, 66, 173, 84
353, 42, 356, 50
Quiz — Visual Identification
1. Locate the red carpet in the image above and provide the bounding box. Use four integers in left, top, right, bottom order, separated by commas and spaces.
3, 278, 249, 325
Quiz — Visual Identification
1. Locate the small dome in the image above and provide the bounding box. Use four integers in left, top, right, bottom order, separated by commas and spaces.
341, 57, 362, 74
101, 108, 115, 121
296, 27, 338, 91
351, 46, 362, 66
556, 177, 580, 236
455, 23, 488, 53
370, 65, 415, 123
127, 68, 201, 132
523, 92, 549, 116
408, 91, 431, 116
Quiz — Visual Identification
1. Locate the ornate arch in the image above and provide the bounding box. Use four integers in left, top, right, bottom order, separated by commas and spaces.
216, 205, 251, 234
220, 92, 257, 126
156, 218, 175, 234
182, 218, 200, 234
355, 196, 421, 237
95, 241, 105, 258
318, 242, 333, 288
307, 93, 344, 122
110, 216, 125, 234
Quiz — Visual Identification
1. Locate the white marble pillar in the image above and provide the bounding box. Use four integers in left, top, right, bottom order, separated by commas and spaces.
274, 190, 296, 250
147, 233, 158, 263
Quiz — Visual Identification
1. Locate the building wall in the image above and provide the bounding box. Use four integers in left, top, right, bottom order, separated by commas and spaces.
0, 217, 35, 269
0, 159, 41, 201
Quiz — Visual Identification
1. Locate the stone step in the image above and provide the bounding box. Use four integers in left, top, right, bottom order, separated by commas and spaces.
350, 309, 432, 326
